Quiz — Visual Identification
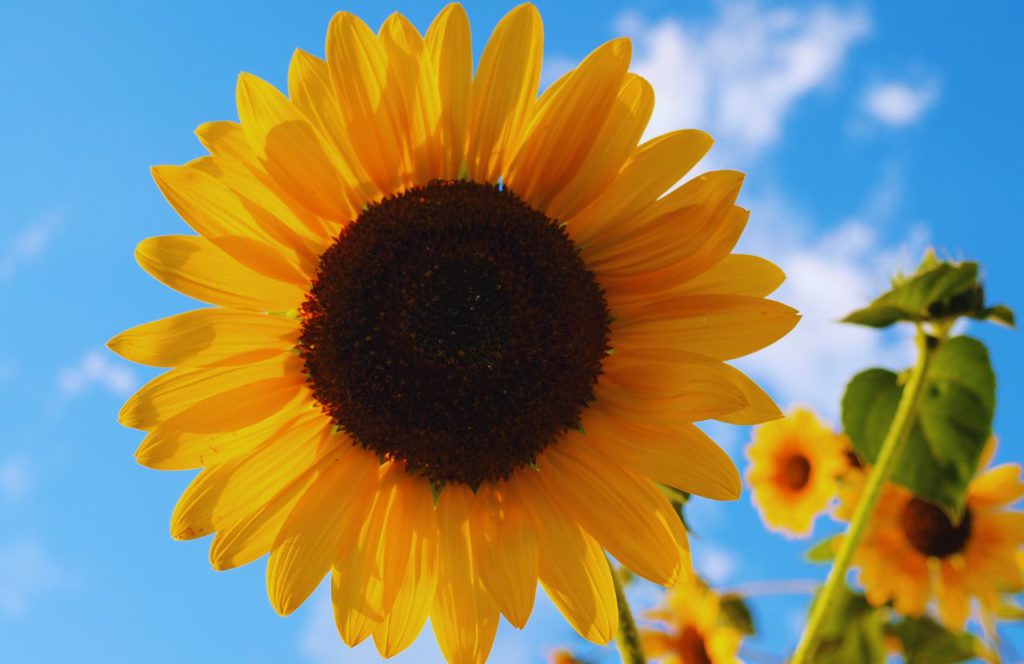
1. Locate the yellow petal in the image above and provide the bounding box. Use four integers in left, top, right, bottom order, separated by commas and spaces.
599, 205, 751, 303
537, 442, 689, 585
583, 171, 744, 269
517, 470, 617, 643
373, 493, 438, 658
583, 408, 741, 500
470, 481, 538, 629
134, 235, 305, 312
151, 164, 310, 286
191, 155, 329, 266
266, 446, 379, 615
169, 411, 337, 540
332, 541, 385, 646
326, 12, 406, 195
612, 294, 800, 360
597, 348, 750, 424
567, 129, 713, 245
208, 455, 323, 570
236, 72, 357, 221
118, 355, 304, 431
673, 254, 786, 298
108, 308, 298, 368
714, 364, 782, 425
425, 4, 472, 179
134, 391, 313, 470
378, 468, 437, 612
505, 38, 632, 210
380, 13, 445, 184
970, 464, 1024, 508
545, 73, 654, 221
466, 4, 543, 183
287, 49, 375, 207
431, 485, 500, 664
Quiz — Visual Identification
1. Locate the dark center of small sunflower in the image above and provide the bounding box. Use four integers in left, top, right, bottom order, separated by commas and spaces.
678, 625, 713, 664
782, 453, 812, 490
299, 180, 609, 486
900, 497, 972, 558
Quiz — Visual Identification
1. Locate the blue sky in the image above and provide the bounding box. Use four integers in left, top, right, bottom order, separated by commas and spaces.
1, 1, 1021, 662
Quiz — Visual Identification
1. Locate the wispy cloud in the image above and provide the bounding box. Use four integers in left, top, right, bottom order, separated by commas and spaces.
0, 456, 32, 501
57, 350, 137, 398
615, 2, 870, 164
694, 542, 740, 585
0, 213, 60, 283
862, 78, 940, 127
0, 539, 62, 618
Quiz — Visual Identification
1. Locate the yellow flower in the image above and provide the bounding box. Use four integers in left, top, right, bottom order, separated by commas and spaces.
841, 440, 1024, 630
746, 408, 847, 537
109, 4, 796, 662
642, 576, 743, 664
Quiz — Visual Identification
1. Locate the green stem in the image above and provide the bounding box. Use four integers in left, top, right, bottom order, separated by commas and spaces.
609, 557, 646, 664
790, 328, 936, 664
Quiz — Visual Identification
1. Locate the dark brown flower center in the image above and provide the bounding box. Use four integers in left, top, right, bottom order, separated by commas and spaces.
900, 497, 972, 558
678, 625, 713, 664
783, 453, 812, 490
299, 180, 609, 487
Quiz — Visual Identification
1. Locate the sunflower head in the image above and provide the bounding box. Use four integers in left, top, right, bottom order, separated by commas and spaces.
745, 407, 846, 538
110, 3, 797, 661
843, 438, 1024, 630
642, 576, 743, 664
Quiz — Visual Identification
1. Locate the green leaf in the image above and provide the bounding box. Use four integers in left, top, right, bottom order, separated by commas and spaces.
719, 594, 756, 635
995, 597, 1024, 621
843, 262, 978, 327
886, 615, 979, 664
842, 336, 995, 515
806, 534, 841, 563
973, 303, 1016, 328
809, 587, 886, 663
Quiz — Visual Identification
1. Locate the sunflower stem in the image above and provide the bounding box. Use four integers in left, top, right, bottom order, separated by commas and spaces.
609, 557, 646, 664
789, 327, 936, 664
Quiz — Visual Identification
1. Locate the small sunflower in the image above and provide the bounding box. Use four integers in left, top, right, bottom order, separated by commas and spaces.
841, 440, 1024, 630
111, 4, 796, 661
745, 407, 846, 537
642, 576, 743, 664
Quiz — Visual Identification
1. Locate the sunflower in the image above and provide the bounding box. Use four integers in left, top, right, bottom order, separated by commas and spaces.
641, 576, 743, 664
745, 407, 847, 538
110, 4, 796, 661
840, 440, 1024, 630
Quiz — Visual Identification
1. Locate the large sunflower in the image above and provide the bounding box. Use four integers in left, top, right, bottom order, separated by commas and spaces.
839, 440, 1024, 630
110, 4, 796, 661
745, 408, 847, 538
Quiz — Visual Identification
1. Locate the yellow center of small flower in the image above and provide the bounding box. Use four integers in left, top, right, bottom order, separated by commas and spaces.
900, 497, 972, 558
299, 180, 610, 486
782, 453, 812, 490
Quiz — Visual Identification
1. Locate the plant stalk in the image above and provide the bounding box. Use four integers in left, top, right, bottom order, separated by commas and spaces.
790, 328, 936, 663
609, 557, 646, 664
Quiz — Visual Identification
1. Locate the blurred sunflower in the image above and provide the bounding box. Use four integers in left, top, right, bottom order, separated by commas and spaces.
641, 576, 743, 664
746, 407, 846, 537
840, 440, 1024, 630
110, 3, 796, 661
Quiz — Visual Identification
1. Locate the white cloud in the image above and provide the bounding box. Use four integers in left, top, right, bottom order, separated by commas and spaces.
0, 539, 62, 618
616, 2, 870, 164
693, 542, 740, 585
736, 168, 929, 419
862, 79, 940, 127
0, 214, 60, 282
0, 456, 32, 500
57, 350, 137, 397
540, 54, 575, 88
